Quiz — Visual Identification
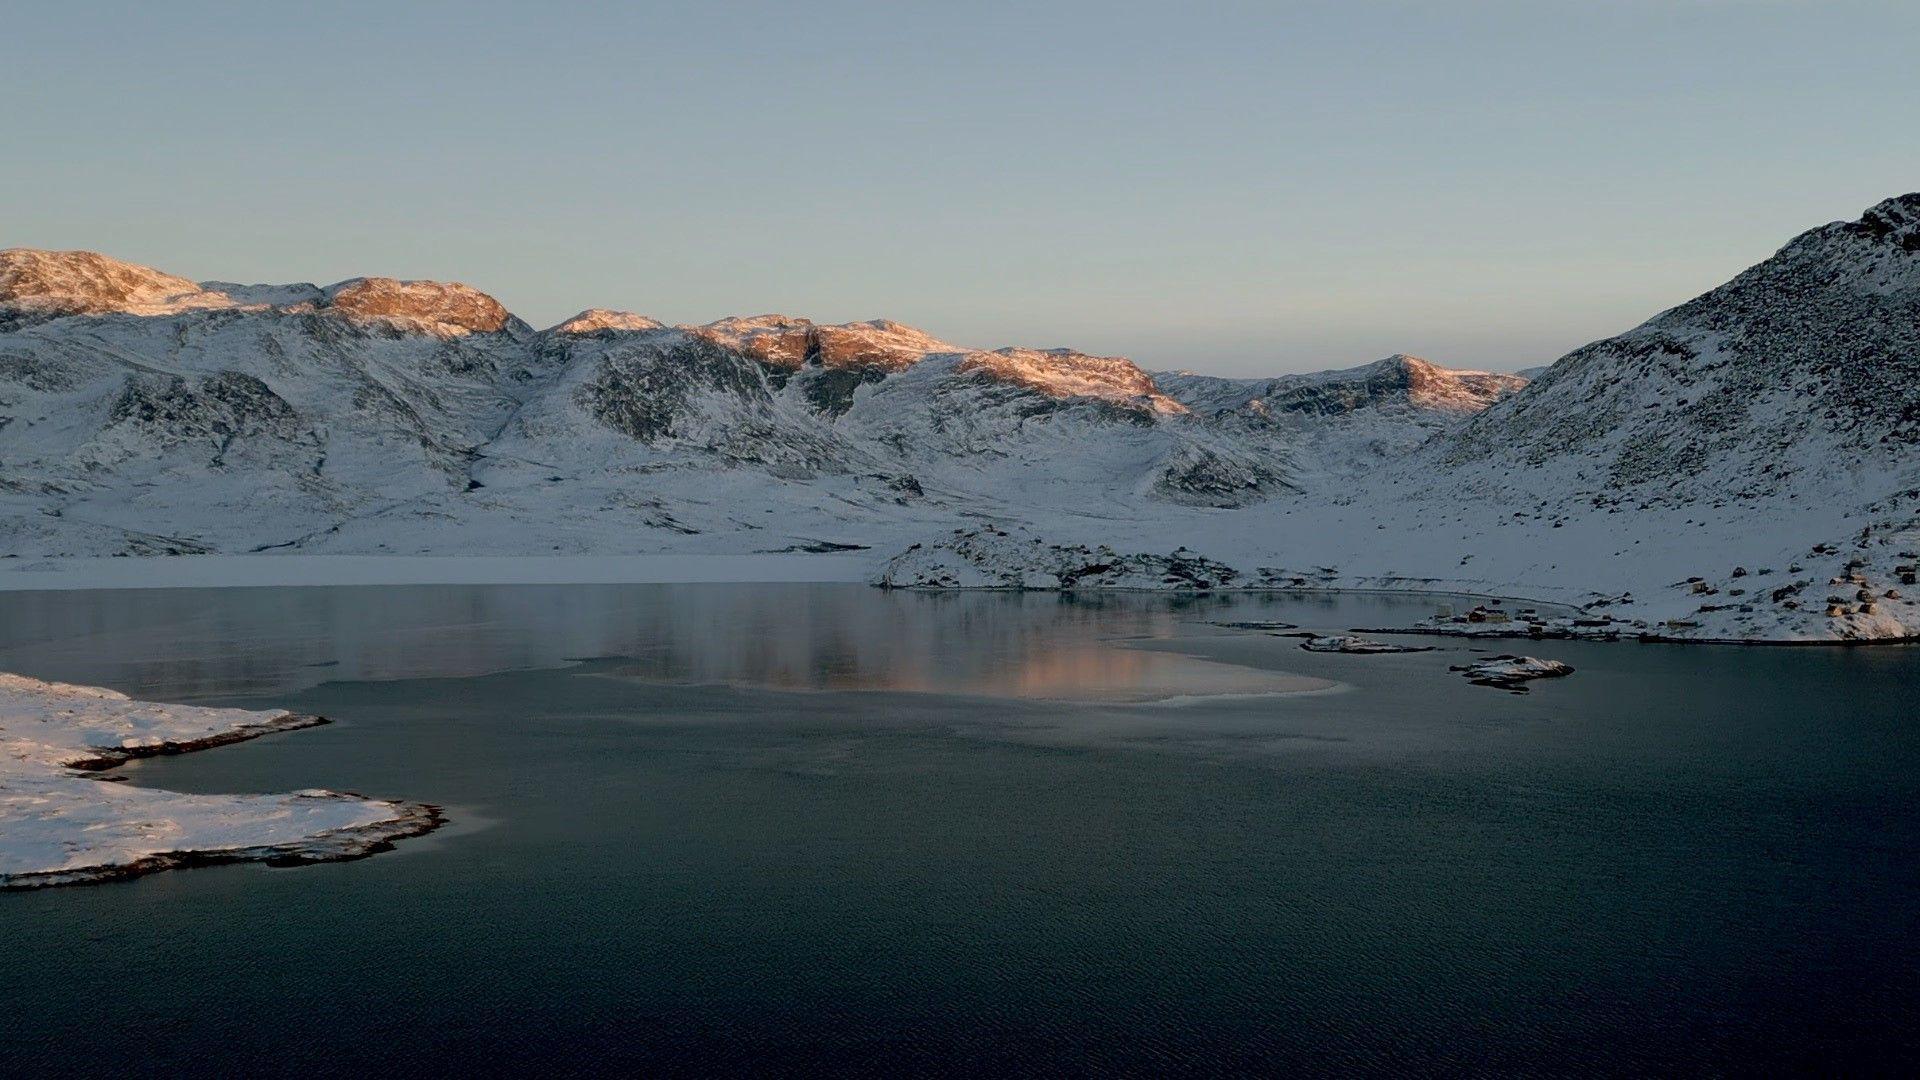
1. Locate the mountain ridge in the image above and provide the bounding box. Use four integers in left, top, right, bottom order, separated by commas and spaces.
5, 193, 1918, 641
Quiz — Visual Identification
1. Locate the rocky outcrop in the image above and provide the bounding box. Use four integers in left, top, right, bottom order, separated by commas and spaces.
552, 328, 865, 474
1151, 440, 1293, 507
100, 371, 311, 467
875, 525, 1239, 590
578, 334, 770, 443
678, 317, 960, 417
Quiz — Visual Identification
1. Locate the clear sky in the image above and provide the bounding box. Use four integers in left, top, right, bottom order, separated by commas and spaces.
6, 1, 1916, 375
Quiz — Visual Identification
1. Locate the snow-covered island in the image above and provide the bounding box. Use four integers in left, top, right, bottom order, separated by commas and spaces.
1296, 635, 1432, 654
2, 196, 1919, 643
0, 673, 437, 890
1449, 655, 1576, 692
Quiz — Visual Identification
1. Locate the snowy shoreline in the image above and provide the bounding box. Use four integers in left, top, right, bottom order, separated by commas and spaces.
4, 549, 1914, 646
0, 672, 440, 891
0, 553, 874, 592
873, 525, 1920, 645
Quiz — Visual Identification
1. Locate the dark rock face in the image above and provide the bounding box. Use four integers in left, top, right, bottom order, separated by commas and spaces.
0, 346, 90, 392
1265, 358, 1426, 416
796, 366, 888, 417
324, 277, 511, 334
106, 371, 307, 461
580, 336, 770, 443
1842, 192, 1920, 253
875, 526, 1244, 590
1153, 443, 1292, 507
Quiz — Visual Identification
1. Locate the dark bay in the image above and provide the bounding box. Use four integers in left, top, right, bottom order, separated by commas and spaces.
1, 584, 1915, 1076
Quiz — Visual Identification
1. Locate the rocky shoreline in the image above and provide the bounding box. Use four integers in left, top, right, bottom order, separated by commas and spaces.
56, 711, 332, 771
3, 799, 444, 891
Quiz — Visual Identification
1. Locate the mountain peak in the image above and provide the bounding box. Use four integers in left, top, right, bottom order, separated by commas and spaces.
693, 315, 957, 372
1762, 192, 1920, 269
1843, 192, 1920, 252
959, 348, 1188, 415
550, 309, 665, 335
0, 248, 225, 317
1385, 355, 1528, 412
322, 277, 511, 336
1154, 355, 1526, 421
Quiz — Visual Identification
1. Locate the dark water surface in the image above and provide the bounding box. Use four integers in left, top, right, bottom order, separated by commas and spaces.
1, 584, 1916, 1076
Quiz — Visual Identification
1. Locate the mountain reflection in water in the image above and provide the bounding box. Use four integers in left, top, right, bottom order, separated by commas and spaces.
0, 584, 1442, 702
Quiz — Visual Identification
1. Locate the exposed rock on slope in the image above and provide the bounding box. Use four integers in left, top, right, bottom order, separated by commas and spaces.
551, 309, 665, 334
525, 326, 866, 475
694, 316, 956, 374
683, 316, 961, 417
323, 277, 515, 336
0, 249, 227, 319
962, 348, 1187, 415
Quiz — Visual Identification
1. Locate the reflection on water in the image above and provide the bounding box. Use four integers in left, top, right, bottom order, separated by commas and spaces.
599, 638, 1333, 702
0, 585, 1454, 703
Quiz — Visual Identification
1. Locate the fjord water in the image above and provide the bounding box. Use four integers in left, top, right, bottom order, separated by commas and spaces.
1, 585, 1915, 1075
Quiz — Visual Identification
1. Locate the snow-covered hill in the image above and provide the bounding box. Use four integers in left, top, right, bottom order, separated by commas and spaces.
1156, 355, 1527, 487
5, 195, 1918, 641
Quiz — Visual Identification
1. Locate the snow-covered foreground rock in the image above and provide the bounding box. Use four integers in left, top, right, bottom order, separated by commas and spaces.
3, 195, 1919, 642
0, 673, 436, 889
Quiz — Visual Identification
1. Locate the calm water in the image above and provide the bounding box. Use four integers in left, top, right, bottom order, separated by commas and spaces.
1, 584, 1916, 1076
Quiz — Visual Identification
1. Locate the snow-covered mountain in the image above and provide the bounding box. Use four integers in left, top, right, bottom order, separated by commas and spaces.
887, 196, 1920, 641
6, 193, 1919, 641
0, 247, 1507, 555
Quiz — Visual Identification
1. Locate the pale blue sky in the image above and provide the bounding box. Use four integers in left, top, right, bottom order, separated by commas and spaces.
6, 1, 1916, 374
